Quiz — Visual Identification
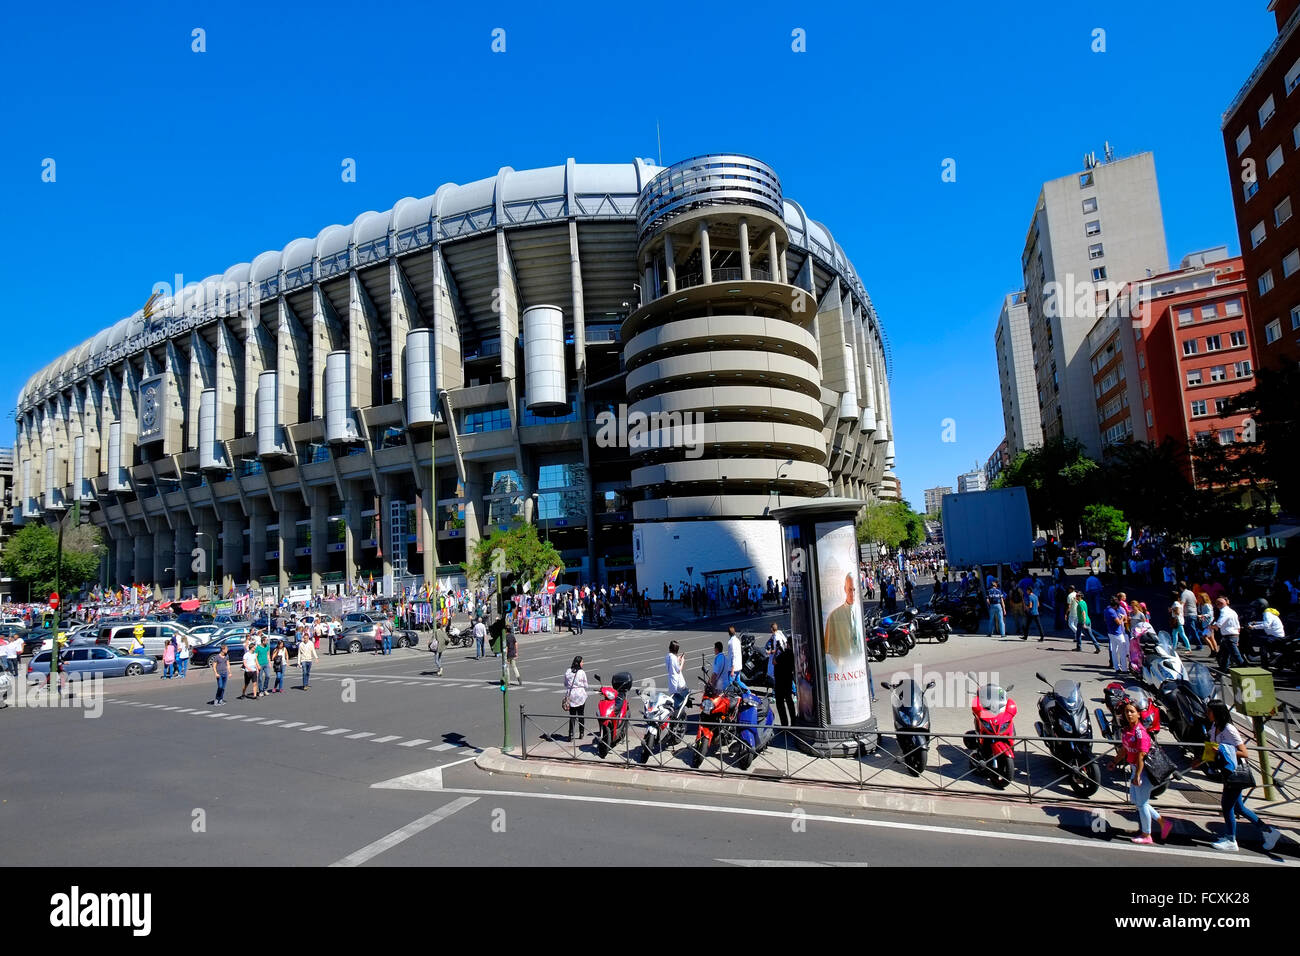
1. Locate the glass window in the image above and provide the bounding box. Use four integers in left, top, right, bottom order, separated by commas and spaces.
1266, 319, 1282, 344
1177, 308, 1194, 326
1082, 197, 1098, 213
1251, 221, 1267, 248
1210, 365, 1226, 382
1230, 330, 1247, 347
1292, 305, 1300, 330
1146, 409, 1154, 428
1284, 249, 1300, 278
1089, 243, 1104, 260
1205, 334, 1222, 351
1183, 339, 1199, 355
1246, 179, 1260, 201
1236, 126, 1252, 154
1085, 220, 1102, 237
1219, 428, 1236, 445
1092, 266, 1107, 281
1191, 400, 1207, 417
1276, 196, 1293, 227
1224, 299, 1242, 316
1234, 360, 1253, 378
1186, 369, 1203, 386
1288, 57, 1300, 95
1260, 270, 1275, 295
1200, 305, 1217, 320
1261, 94, 1277, 127
1080, 172, 1094, 188
1138, 351, 1145, 369
461, 405, 511, 434
1215, 398, 1229, 415
1267, 146, 1285, 178
1295, 122, 1300, 150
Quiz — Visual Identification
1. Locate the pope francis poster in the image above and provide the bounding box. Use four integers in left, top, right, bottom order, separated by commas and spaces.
815, 520, 871, 725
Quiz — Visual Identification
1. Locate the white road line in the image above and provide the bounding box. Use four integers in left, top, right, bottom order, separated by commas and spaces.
222, 714, 244, 720
243, 717, 267, 724
717, 859, 872, 867
398, 739, 432, 748
301, 724, 328, 732
280, 722, 305, 729
429, 742, 457, 751
161, 706, 180, 711
435, 787, 1293, 867
346, 732, 375, 740
371, 735, 401, 744
174, 708, 195, 714
260, 719, 285, 726
322, 728, 351, 736
329, 797, 478, 867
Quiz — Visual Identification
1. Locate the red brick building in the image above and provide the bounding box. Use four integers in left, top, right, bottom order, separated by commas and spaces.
1089, 251, 1258, 486
1222, 0, 1300, 370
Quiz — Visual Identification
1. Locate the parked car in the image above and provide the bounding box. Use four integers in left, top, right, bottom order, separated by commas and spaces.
176, 611, 214, 628
341, 612, 381, 628
27, 646, 158, 680
333, 622, 418, 654
0, 623, 30, 639
191, 632, 298, 666
185, 624, 222, 645
104, 622, 194, 659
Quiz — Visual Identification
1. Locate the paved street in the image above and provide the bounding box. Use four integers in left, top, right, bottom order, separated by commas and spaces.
3, 593, 1296, 867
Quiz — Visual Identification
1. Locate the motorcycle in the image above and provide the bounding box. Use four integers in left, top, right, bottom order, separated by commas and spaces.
1151, 659, 1216, 749
738, 632, 771, 688
929, 592, 981, 633
897, 605, 951, 643
688, 660, 740, 768
1095, 683, 1171, 798
1141, 629, 1187, 690
428, 623, 474, 651
963, 674, 1017, 789
881, 676, 935, 775
730, 678, 776, 770
865, 611, 911, 657
638, 688, 693, 763
594, 671, 633, 759
1033, 672, 1099, 797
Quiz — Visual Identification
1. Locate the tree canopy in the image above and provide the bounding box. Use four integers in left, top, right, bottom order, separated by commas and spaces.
1, 519, 104, 600
857, 500, 925, 552
463, 522, 565, 595
991, 436, 1097, 534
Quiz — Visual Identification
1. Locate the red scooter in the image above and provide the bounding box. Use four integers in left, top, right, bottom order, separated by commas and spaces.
687, 660, 740, 767
594, 671, 633, 758
963, 674, 1017, 789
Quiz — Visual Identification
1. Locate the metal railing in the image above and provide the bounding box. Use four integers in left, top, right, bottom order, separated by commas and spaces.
518, 706, 1300, 810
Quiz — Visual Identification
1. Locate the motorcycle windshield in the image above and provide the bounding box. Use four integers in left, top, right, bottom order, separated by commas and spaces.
1052, 680, 1082, 709
1155, 629, 1175, 656
1185, 662, 1216, 699
898, 678, 925, 710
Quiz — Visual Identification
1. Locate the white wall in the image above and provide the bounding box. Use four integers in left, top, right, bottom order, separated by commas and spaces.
634, 519, 784, 593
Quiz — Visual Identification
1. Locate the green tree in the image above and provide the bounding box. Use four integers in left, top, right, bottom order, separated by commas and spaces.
1097, 438, 1196, 538
994, 436, 1098, 535
1, 520, 104, 600
856, 501, 925, 551
463, 522, 565, 595
1080, 503, 1127, 555
1219, 365, 1300, 518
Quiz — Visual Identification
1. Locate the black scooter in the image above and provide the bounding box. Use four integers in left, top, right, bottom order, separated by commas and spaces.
897, 605, 951, 643
1033, 672, 1100, 797
881, 677, 934, 775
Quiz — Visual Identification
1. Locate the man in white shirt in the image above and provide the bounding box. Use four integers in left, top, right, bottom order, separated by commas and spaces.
1179, 582, 1200, 648
473, 619, 488, 659
666, 640, 687, 709
1213, 597, 1244, 667
725, 626, 743, 683
4, 635, 19, 676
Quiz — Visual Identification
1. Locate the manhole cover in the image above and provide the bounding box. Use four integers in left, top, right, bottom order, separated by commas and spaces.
1176, 789, 1221, 806
751, 769, 786, 779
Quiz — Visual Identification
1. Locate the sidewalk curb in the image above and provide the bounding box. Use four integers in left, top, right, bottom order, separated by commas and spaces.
473, 748, 1233, 831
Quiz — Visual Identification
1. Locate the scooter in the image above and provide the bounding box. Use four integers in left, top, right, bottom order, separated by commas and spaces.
1151, 660, 1216, 749
866, 611, 912, 657
881, 676, 935, 775
898, 605, 951, 643
1033, 672, 1099, 797
688, 662, 740, 767
1095, 683, 1171, 798
866, 624, 891, 663
1141, 630, 1187, 690
963, 674, 1017, 789
594, 671, 633, 759
638, 688, 692, 763
428, 623, 474, 652
730, 678, 776, 770
738, 632, 771, 688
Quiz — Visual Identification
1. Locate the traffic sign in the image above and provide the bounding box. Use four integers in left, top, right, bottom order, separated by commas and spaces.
48, 592, 60, 610
546, 580, 556, 595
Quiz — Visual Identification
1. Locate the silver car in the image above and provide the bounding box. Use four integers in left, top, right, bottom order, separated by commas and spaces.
105, 622, 193, 659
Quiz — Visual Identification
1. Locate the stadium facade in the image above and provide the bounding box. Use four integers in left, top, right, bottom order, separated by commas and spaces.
12, 154, 896, 597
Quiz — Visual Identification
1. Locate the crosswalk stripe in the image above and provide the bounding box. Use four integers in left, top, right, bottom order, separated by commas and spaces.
301, 724, 328, 732
322, 728, 351, 736
243, 717, 267, 723
398, 738, 431, 748
429, 742, 457, 751
280, 722, 305, 729
346, 732, 374, 740
261, 719, 285, 726
371, 735, 401, 744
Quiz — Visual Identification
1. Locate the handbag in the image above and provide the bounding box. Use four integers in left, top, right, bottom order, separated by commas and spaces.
561, 672, 572, 712
1142, 739, 1176, 785
1225, 762, 1256, 788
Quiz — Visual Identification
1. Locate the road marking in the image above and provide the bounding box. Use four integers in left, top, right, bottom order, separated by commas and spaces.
322, 728, 351, 736
432, 787, 1295, 867
717, 859, 872, 867
280, 722, 305, 729
398, 739, 432, 748
174, 708, 195, 714
243, 717, 267, 723
161, 706, 180, 711
260, 719, 285, 726
346, 732, 375, 740
329, 797, 479, 867
372, 754, 483, 791
371, 735, 401, 743
221, 714, 243, 719
301, 724, 328, 732
429, 742, 457, 751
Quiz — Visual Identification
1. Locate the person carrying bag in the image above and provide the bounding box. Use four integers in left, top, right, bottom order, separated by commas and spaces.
1190, 700, 1281, 852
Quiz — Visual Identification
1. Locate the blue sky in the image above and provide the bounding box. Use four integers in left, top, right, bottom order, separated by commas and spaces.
0, 0, 1279, 504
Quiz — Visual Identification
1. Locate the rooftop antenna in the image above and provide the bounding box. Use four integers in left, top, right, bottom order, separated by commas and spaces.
656, 119, 662, 167
1104, 141, 1115, 162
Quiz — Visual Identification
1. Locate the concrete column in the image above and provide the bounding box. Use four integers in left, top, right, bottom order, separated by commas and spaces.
344, 483, 362, 589
222, 516, 243, 596
196, 517, 219, 600
311, 487, 330, 593
379, 479, 395, 593
154, 527, 174, 597
699, 222, 712, 284
249, 506, 269, 589
173, 521, 195, 600
420, 486, 436, 587
277, 499, 299, 597
767, 230, 780, 282
116, 539, 133, 589
643, 263, 653, 305
664, 233, 676, 294
461, 464, 486, 560
738, 218, 751, 280
133, 532, 153, 587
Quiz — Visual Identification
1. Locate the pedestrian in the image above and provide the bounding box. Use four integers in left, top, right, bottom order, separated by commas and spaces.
505, 626, 522, 686
1074, 595, 1101, 653
4, 633, 19, 677
767, 623, 795, 726
1212, 596, 1244, 667
1105, 595, 1129, 674
726, 625, 743, 682
1169, 594, 1192, 651
432, 623, 446, 676
574, 600, 584, 635
298, 626, 317, 690
178, 636, 191, 678
563, 655, 589, 741
1198, 592, 1218, 655
162, 638, 176, 679
473, 618, 487, 659
208, 644, 230, 706
708, 640, 728, 695
1085, 570, 1104, 616
239, 640, 259, 700
1022, 586, 1045, 642
1008, 586, 1025, 636
1190, 700, 1281, 852
271, 639, 288, 693
1110, 699, 1172, 845
255, 634, 272, 696
1053, 579, 1067, 632
382, 616, 393, 656
986, 581, 1006, 638
666, 640, 687, 711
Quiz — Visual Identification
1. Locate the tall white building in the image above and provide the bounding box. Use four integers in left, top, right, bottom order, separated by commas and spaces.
923, 485, 951, 514
956, 470, 986, 493
1021, 150, 1168, 459
994, 291, 1041, 454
